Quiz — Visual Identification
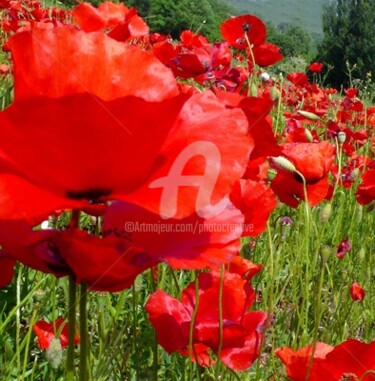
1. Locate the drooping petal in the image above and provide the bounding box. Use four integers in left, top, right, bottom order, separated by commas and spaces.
104, 200, 243, 270
54, 229, 160, 292
219, 311, 267, 371
146, 290, 191, 353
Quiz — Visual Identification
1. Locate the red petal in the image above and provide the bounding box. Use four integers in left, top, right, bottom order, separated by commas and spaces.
123, 91, 251, 218
146, 290, 191, 353
275, 342, 334, 381
73, 3, 107, 32
9, 26, 178, 101
0, 94, 186, 200
252, 42, 283, 67
104, 200, 243, 270
0, 253, 15, 287
230, 179, 277, 236
0, 159, 83, 222
54, 229, 160, 292
219, 311, 267, 371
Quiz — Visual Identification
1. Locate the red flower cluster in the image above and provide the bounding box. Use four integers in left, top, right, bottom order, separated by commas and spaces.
146, 257, 267, 371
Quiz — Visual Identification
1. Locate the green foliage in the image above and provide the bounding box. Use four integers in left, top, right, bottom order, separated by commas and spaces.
318, 0, 375, 88
267, 23, 313, 59
126, 0, 233, 40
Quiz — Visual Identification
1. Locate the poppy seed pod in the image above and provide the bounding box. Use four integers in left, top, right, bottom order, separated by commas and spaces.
270, 156, 297, 173
304, 128, 313, 142
46, 338, 63, 369
337, 131, 347, 144
320, 203, 332, 223
320, 245, 332, 264
297, 110, 320, 120
270, 86, 280, 101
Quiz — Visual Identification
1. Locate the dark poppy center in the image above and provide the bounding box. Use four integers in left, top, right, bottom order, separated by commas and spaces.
293, 173, 321, 185
340, 373, 359, 381
242, 23, 250, 32
66, 188, 112, 200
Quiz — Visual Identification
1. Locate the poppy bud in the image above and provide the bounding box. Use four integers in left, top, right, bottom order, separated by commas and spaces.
337, 131, 346, 144
304, 129, 313, 142
351, 167, 360, 181
270, 156, 297, 173
350, 282, 365, 302
46, 338, 63, 369
270, 86, 280, 101
297, 110, 320, 120
356, 204, 363, 223
320, 245, 332, 264
280, 216, 293, 241
320, 203, 332, 223
250, 83, 258, 97
358, 247, 365, 261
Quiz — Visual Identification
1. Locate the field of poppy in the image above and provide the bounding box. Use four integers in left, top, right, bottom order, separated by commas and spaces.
0, 1, 374, 380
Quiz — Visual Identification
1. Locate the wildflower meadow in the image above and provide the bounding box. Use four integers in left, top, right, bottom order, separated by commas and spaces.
0, 1, 374, 380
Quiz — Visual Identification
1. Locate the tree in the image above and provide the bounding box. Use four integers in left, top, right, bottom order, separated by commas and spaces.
126, 0, 233, 40
317, 0, 375, 88
267, 23, 313, 59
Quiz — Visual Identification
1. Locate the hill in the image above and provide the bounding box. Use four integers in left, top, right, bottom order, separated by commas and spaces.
222, 0, 328, 39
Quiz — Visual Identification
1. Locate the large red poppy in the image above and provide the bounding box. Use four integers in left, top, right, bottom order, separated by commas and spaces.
146, 262, 267, 371
276, 339, 375, 381
0, 26, 251, 221
271, 141, 335, 207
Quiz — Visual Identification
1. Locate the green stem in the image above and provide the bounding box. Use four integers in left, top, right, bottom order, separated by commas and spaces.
305, 262, 326, 381
215, 265, 225, 379
132, 285, 140, 381
79, 282, 88, 381
189, 273, 201, 381
66, 275, 77, 381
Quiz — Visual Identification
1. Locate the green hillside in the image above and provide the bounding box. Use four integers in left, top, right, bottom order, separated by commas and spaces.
222, 0, 328, 39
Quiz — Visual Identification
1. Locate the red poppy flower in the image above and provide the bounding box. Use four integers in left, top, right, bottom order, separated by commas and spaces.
146, 266, 267, 371
308, 62, 323, 73
337, 237, 351, 259
350, 282, 365, 302
230, 179, 277, 236
271, 141, 335, 207
356, 169, 375, 205
33, 318, 80, 350
73, 1, 149, 41
276, 339, 375, 381
221, 14, 267, 50
0, 26, 251, 221
251, 42, 283, 67
287, 72, 308, 86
